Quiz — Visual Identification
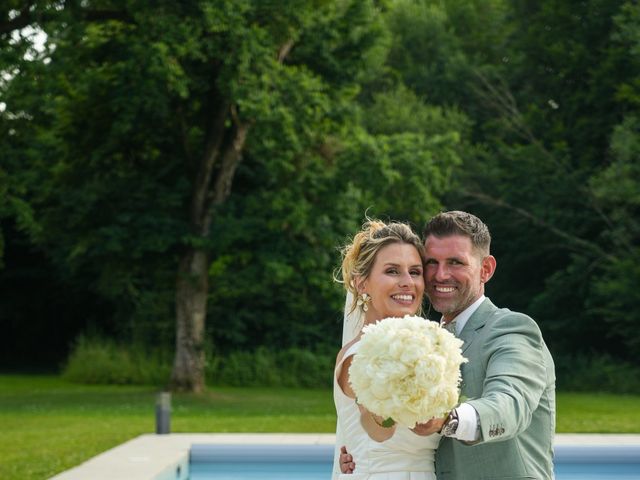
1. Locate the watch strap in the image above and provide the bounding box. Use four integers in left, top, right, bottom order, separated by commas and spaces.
441, 408, 459, 437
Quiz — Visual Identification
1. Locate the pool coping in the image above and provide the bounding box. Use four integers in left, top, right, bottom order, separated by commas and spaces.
48, 433, 640, 480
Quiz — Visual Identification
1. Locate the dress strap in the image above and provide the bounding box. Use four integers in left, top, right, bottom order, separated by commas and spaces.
334, 341, 360, 398
335, 341, 360, 379
343, 341, 359, 359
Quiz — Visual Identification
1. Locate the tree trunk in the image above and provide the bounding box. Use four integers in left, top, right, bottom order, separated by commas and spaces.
169, 42, 290, 392
171, 248, 209, 392
170, 107, 250, 392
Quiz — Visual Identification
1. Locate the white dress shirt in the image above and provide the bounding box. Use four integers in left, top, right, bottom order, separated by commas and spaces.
440, 295, 486, 442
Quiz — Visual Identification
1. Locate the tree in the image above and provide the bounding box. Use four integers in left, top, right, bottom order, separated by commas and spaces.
366, 0, 640, 363
1, 1, 464, 388
434, 0, 640, 358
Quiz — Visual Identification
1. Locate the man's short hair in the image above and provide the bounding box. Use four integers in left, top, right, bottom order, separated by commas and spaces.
423, 211, 491, 256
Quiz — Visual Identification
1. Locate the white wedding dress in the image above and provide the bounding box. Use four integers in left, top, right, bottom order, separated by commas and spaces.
332, 340, 440, 479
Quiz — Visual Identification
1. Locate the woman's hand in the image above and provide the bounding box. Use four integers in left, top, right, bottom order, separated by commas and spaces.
411, 416, 446, 436
358, 404, 397, 442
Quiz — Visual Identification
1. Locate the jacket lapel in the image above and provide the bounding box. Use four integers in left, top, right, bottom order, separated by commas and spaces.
459, 298, 497, 355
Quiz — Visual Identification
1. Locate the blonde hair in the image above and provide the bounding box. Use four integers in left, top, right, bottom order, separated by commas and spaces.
338, 219, 425, 314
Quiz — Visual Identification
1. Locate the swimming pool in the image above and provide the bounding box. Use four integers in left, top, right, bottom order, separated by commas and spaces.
48, 434, 640, 480
188, 443, 640, 479
189, 444, 332, 479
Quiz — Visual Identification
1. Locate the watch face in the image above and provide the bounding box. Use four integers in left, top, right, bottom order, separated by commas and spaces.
443, 419, 459, 437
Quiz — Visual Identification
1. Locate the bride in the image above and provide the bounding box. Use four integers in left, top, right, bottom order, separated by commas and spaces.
333, 220, 444, 479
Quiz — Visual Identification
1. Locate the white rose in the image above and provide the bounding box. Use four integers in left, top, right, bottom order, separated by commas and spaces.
349, 315, 467, 428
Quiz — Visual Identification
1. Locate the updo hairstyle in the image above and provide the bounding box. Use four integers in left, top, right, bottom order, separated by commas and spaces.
339, 219, 425, 314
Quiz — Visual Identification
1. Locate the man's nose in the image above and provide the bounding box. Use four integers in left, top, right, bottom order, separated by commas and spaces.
433, 264, 450, 281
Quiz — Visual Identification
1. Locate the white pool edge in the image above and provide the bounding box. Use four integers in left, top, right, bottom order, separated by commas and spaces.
48, 433, 640, 480
48, 433, 335, 480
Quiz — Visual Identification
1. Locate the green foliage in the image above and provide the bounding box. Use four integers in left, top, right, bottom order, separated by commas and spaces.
211, 347, 333, 388
555, 353, 640, 394
1, 0, 463, 363
409, 0, 640, 364
62, 336, 172, 386
62, 336, 333, 388
587, 116, 640, 352
5, 0, 639, 382
362, 84, 470, 137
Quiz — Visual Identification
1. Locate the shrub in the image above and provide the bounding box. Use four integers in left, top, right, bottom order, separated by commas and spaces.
62, 335, 172, 386
555, 353, 640, 394
63, 337, 334, 388
208, 347, 333, 388
276, 348, 334, 388
63, 336, 640, 394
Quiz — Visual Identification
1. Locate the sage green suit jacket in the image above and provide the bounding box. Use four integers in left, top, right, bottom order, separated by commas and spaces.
435, 299, 556, 480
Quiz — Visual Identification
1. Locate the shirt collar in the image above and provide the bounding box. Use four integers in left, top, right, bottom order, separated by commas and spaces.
440, 295, 486, 336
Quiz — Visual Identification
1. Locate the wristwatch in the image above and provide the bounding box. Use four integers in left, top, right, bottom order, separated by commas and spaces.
441, 409, 459, 437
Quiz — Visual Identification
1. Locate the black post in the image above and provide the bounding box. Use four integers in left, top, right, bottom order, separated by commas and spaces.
155, 391, 171, 434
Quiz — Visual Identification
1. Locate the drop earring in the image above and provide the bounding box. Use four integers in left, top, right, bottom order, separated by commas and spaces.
357, 293, 371, 312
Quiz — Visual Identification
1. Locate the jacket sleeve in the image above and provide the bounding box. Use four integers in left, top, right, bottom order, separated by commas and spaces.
466, 313, 548, 444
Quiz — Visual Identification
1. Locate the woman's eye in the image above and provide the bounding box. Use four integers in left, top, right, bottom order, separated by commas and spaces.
386, 268, 399, 274
410, 270, 422, 276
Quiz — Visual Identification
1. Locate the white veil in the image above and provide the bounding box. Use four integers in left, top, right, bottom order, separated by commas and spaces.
333, 290, 363, 479
342, 290, 364, 346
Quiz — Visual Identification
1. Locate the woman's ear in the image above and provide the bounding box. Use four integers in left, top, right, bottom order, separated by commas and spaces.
354, 276, 367, 294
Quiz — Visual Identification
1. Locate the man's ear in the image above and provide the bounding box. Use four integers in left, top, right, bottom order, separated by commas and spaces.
480, 255, 497, 284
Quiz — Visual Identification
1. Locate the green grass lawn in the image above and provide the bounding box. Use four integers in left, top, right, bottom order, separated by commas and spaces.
1, 375, 639, 480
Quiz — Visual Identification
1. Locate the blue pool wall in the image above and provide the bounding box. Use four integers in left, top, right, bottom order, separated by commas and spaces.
190, 443, 640, 465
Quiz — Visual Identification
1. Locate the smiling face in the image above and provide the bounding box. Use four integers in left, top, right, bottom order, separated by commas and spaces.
424, 234, 496, 323
357, 242, 425, 322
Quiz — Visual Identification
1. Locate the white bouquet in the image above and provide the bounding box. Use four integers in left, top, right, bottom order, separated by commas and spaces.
349, 315, 467, 428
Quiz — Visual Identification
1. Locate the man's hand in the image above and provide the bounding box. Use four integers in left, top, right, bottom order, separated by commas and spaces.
339, 445, 355, 474
411, 416, 446, 436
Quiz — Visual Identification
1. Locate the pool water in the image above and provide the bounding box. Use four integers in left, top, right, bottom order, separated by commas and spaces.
556, 464, 640, 480
189, 461, 329, 479
189, 444, 332, 479
554, 445, 640, 480
188, 444, 640, 480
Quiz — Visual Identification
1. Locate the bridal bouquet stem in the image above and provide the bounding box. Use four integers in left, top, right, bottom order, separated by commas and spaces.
349, 315, 467, 428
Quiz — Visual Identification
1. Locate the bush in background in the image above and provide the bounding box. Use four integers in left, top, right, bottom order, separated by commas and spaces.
64, 337, 640, 394
555, 353, 640, 394
209, 347, 333, 388
62, 336, 172, 386
62, 336, 334, 388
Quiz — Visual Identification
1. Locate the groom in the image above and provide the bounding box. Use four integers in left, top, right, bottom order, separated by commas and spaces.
341, 210, 555, 479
